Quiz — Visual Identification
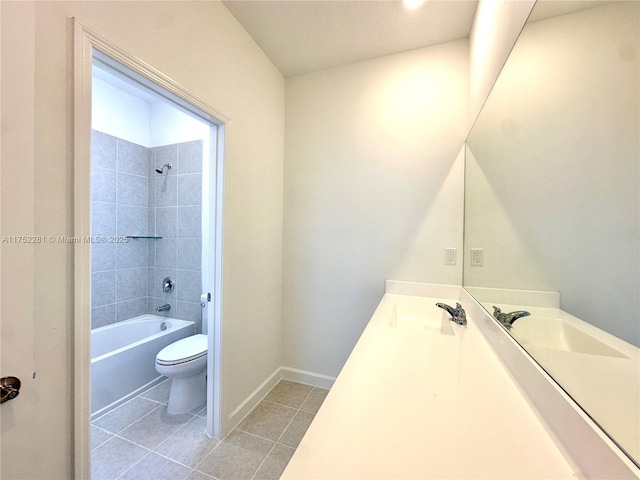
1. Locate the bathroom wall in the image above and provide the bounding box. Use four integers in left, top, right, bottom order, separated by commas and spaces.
1, 2, 285, 477
283, 39, 469, 377
468, 0, 535, 129
464, 2, 639, 344
90, 131, 204, 331
90, 131, 150, 328
92, 75, 151, 146
148, 139, 204, 332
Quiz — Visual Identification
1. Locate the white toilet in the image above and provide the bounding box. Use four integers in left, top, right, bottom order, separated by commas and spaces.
155, 334, 208, 414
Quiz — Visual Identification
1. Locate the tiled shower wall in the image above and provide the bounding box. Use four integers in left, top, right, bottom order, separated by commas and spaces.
91, 130, 203, 332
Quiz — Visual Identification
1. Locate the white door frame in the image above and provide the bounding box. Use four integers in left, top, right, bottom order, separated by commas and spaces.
73, 20, 227, 479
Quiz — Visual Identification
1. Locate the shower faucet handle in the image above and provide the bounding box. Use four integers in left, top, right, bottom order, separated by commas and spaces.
163, 277, 175, 293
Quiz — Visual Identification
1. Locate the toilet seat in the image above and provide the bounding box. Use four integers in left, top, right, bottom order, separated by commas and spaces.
156, 334, 207, 366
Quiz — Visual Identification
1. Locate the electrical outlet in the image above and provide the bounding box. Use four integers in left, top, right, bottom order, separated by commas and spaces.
471, 248, 484, 266
444, 248, 457, 265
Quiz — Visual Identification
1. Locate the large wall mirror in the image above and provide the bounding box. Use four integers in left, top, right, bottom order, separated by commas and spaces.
464, 0, 639, 466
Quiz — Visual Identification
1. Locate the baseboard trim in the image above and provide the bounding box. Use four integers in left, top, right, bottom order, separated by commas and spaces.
226, 367, 283, 433
225, 366, 336, 435
281, 366, 336, 390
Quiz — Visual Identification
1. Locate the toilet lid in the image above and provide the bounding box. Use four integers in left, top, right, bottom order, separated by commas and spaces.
156, 334, 208, 365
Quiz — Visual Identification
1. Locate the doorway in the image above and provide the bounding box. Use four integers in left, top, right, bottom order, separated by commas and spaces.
74, 22, 226, 478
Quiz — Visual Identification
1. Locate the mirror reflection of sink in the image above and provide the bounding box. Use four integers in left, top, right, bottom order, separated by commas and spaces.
510, 316, 628, 358
389, 303, 454, 335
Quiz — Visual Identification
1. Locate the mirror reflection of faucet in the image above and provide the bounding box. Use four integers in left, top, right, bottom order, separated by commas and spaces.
492, 306, 530, 328
435, 302, 467, 325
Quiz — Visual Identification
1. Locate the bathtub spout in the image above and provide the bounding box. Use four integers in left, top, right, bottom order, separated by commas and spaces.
156, 304, 171, 313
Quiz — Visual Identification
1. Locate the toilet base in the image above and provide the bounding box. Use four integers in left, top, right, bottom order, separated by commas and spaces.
167, 371, 206, 414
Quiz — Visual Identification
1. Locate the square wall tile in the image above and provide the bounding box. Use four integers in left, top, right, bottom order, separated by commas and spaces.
148, 210, 156, 239
178, 238, 201, 270
177, 206, 201, 239
117, 297, 148, 322
147, 267, 156, 297
155, 175, 177, 207
117, 205, 148, 237
91, 166, 116, 203
92, 202, 116, 237
117, 268, 148, 302
177, 140, 203, 174
156, 207, 178, 238
148, 176, 156, 209
92, 271, 115, 307
155, 239, 177, 269
117, 240, 149, 269
176, 269, 201, 303
91, 242, 116, 273
117, 172, 148, 207
178, 174, 202, 206
176, 302, 202, 327
91, 304, 116, 329
91, 130, 117, 171
118, 138, 149, 177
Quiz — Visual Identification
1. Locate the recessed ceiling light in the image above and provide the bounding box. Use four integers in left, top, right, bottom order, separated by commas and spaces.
403, 0, 425, 10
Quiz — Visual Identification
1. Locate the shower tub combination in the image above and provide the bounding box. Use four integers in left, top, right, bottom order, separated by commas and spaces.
91, 315, 195, 419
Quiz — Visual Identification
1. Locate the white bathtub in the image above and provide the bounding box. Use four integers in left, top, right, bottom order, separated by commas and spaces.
91, 314, 195, 419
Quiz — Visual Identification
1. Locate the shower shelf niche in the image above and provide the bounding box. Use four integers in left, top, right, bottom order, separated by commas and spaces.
125, 235, 163, 239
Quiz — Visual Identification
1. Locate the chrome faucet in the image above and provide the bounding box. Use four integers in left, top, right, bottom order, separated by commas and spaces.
492, 306, 530, 327
436, 302, 467, 325
156, 304, 171, 313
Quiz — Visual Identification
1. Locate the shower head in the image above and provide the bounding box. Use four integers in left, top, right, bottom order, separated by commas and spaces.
155, 163, 172, 174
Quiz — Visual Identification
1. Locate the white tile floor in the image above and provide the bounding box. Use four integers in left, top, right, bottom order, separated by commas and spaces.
91, 379, 328, 480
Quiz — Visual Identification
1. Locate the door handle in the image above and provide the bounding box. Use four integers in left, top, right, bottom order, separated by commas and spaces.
0, 376, 21, 404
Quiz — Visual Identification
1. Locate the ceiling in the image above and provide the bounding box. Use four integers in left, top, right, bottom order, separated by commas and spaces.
222, 0, 479, 77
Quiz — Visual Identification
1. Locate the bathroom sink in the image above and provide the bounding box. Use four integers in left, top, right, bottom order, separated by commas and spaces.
510, 316, 627, 358
389, 303, 455, 335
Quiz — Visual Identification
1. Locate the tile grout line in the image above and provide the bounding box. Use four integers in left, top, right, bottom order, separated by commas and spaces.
109, 412, 205, 480
248, 385, 317, 479
114, 450, 154, 480
92, 397, 164, 433
93, 380, 323, 479
93, 380, 211, 478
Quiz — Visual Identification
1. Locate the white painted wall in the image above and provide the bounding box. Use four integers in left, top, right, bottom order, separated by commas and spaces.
469, 0, 535, 130
92, 72, 210, 148
465, 2, 639, 345
92, 75, 151, 146
1, 2, 284, 477
283, 41, 468, 377
149, 101, 210, 147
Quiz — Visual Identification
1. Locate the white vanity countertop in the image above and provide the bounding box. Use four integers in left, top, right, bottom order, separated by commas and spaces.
282, 293, 577, 479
